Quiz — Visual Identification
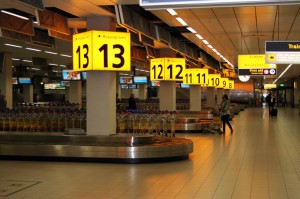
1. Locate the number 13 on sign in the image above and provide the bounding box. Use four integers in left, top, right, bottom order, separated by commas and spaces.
73, 30, 131, 71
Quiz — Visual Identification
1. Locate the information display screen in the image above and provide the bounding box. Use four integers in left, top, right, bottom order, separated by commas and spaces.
120, 76, 133, 84
133, 76, 147, 84
18, 77, 31, 84
62, 70, 81, 80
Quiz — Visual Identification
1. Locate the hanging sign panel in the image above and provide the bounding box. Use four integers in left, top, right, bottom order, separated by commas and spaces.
139, 0, 300, 9
150, 58, 185, 81
203, 74, 221, 87
73, 30, 131, 71
265, 41, 300, 64
183, 68, 208, 85
238, 54, 276, 76
227, 80, 235, 89
216, 78, 228, 89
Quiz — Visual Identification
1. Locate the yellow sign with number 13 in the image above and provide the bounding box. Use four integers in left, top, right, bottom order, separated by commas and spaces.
73, 30, 131, 71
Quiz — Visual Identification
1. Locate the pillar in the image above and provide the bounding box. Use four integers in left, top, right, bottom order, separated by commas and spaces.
160, 81, 176, 111
66, 81, 82, 105
138, 84, 147, 100
216, 88, 224, 105
23, 85, 33, 103
0, 52, 12, 108
158, 48, 177, 111
206, 87, 215, 108
190, 85, 202, 111
86, 16, 117, 135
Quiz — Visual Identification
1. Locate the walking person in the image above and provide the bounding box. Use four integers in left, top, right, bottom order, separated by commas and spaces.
128, 93, 137, 110
220, 94, 233, 134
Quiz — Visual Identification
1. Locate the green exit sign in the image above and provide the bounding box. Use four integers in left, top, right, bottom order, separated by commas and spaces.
280, 84, 284, 86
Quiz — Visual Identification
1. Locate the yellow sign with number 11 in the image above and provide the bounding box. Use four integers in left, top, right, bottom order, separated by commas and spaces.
73, 30, 131, 71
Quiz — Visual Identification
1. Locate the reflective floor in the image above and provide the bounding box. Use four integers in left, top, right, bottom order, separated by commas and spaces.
1, 107, 300, 199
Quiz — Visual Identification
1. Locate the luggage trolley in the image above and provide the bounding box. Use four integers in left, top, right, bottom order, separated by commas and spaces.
203, 107, 222, 134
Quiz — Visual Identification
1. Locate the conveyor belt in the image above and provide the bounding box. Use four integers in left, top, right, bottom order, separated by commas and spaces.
0, 133, 193, 163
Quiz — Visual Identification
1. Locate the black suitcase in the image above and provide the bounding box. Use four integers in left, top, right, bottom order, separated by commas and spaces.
270, 108, 278, 116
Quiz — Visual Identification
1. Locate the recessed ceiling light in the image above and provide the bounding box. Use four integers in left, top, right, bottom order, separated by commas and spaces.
195, 34, 203, 40
166, 9, 177, 16
1, 10, 29, 20
22, 60, 32, 62
60, 54, 72, 58
26, 47, 41, 52
186, 27, 196, 33
5, 43, 22, 48
45, 51, 58, 55
202, 40, 209, 45
176, 17, 188, 26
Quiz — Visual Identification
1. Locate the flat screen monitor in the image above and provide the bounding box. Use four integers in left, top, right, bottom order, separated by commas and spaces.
181, 83, 190, 88
12, 77, 18, 85
18, 77, 31, 84
129, 84, 138, 89
81, 72, 87, 80
120, 84, 129, 89
119, 76, 133, 84
133, 76, 147, 84
151, 81, 160, 87
44, 83, 65, 90
60, 81, 70, 87
176, 83, 181, 88
62, 70, 81, 80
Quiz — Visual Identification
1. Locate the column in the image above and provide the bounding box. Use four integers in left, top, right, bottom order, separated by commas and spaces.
67, 81, 82, 105
216, 88, 224, 105
160, 81, 176, 111
206, 87, 215, 108
86, 16, 117, 135
190, 85, 202, 111
23, 85, 33, 103
158, 48, 177, 111
0, 52, 12, 108
138, 84, 147, 100
294, 78, 300, 107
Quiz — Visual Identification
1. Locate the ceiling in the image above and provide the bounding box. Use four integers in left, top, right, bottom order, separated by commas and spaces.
1, 0, 300, 84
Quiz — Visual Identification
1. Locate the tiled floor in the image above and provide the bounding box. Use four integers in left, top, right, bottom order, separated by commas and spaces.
1, 107, 300, 199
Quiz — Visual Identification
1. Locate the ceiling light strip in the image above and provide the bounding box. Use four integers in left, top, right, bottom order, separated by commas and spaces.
176, 17, 188, 26
1, 10, 29, 20
4, 43, 22, 48
26, 47, 41, 51
273, 64, 292, 84
166, 9, 177, 16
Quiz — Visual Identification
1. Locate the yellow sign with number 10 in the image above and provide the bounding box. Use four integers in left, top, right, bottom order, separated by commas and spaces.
73, 30, 131, 71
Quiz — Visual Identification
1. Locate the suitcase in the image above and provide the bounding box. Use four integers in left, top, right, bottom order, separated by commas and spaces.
270, 108, 278, 116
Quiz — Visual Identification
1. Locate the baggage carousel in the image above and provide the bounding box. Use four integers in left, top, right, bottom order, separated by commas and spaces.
0, 133, 193, 163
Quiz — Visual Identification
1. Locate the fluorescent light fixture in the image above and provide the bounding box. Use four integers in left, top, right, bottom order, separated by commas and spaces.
26, 47, 41, 52
52, 70, 59, 72
202, 40, 209, 44
49, 63, 58, 66
195, 34, 203, 40
60, 65, 66, 67
31, 67, 40, 71
207, 45, 213, 49
273, 64, 292, 84
60, 54, 72, 57
176, 17, 188, 26
186, 27, 196, 33
1, 10, 29, 20
4, 43, 22, 48
212, 49, 218, 52
166, 9, 177, 16
22, 60, 32, 62
12, 58, 20, 61
45, 51, 58, 55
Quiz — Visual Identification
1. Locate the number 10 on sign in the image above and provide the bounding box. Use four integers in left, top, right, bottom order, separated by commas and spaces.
73, 30, 131, 71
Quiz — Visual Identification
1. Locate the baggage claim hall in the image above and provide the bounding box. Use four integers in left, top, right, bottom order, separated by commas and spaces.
1, 0, 300, 198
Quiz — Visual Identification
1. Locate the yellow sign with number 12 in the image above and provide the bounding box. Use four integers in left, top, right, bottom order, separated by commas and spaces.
73, 30, 131, 71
